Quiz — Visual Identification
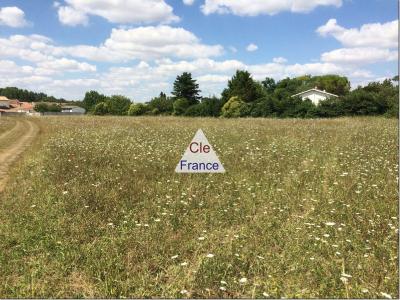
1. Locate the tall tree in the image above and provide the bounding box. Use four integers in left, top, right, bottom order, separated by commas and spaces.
313, 75, 350, 96
82, 91, 107, 111
172, 72, 201, 105
222, 70, 263, 104
262, 77, 276, 94
106, 95, 132, 115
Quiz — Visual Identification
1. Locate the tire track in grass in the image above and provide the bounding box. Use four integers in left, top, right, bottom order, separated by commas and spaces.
0, 119, 22, 142
0, 119, 39, 192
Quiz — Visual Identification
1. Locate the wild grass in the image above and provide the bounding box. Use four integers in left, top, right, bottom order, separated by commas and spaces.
0, 117, 17, 135
0, 116, 398, 298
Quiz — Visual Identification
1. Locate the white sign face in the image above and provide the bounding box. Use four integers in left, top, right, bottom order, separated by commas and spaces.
175, 129, 225, 173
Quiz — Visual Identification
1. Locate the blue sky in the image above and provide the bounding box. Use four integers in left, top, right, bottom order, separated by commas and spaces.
0, 0, 397, 101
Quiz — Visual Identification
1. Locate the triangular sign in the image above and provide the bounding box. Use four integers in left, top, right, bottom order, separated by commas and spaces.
175, 129, 225, 173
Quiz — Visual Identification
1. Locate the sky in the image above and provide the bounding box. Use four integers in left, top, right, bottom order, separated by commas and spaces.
0, 0, 397, 101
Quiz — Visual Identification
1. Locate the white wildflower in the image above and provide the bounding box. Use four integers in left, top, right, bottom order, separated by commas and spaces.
239, 277, 247, 284
380, 292, 392, 299
340, 277, 348, 284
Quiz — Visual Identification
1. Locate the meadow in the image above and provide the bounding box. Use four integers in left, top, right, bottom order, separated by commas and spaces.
0, 116, 398, 298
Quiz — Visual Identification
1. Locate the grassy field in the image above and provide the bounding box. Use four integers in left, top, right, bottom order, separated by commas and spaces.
0, 116, 398, 298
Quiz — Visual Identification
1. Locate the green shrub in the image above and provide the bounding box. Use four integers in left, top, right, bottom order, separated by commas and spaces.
128, 103, 147, 116
106, 95, 131, 115
340, 89, 387, 116
249, 97, 276, 117
184, 97, 223, 117
221, 96, 248, 118
315, 98, 342, 118
147, 92, 174, 114
34, 102, 62, 113
184, 104, 203, 116
173, 98, 190, 116
93, 102, 109, 115
82, 90, 107, 112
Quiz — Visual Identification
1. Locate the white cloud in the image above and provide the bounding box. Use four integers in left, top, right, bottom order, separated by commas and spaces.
58, 0, 179, 26
37, 58, 97, 73
0, 35, 55, 63
246, 43, 258, 52
197, 74, 230, 83
0, 60, 34, 75
317, 19, 398, 48
0, 6, 29, 27
201, 0, 342, 16
247, 62, 344, 81
273, 57, 287, 64
0, 34, 97, 79
67, 26, 224, 61
183, 0, 196, 5
58, 6, 89, 26
321, 47, 398, 65
317, 19, 398, 65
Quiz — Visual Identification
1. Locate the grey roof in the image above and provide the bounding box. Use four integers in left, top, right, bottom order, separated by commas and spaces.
291, 88, 339, 98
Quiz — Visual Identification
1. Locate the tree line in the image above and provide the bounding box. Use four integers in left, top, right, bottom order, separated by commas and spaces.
83, 71, 398, 118
0, 87, 67, 103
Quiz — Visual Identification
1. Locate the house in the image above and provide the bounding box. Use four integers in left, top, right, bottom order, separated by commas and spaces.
0, 96, 11, 108
291, 87, 338, 105
10, 101, 34, 113
0, 98, 35, 115
61, 105, 86, 114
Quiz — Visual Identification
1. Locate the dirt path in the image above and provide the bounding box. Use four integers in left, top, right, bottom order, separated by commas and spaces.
0, 119, 39, 192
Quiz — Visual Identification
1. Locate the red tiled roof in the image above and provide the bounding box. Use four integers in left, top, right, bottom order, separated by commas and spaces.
1, 102, 34, 112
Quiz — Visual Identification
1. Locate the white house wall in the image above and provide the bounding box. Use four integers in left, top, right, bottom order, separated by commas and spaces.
300, 92, 328, 105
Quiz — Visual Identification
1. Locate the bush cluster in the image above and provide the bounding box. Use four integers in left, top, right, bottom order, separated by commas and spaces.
33, 102, 62, 113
